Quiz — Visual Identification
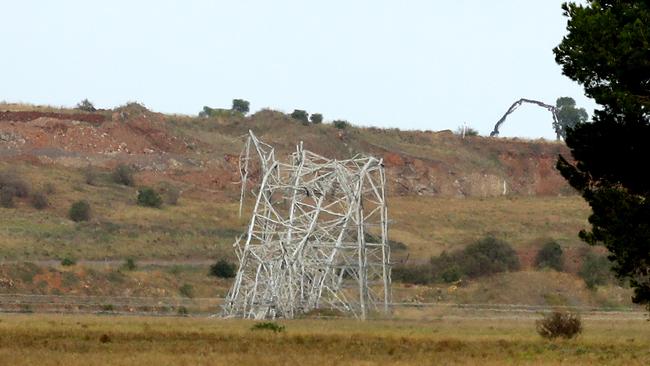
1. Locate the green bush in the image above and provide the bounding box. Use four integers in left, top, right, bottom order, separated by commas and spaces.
209, 259, 237, 278
61, 257, 77, 266
579, 253, 613, 289
332, 120, 349, 129
30, 191, 49, 210
446, 236, 520, 279
112, 164, 134, 186
310, 113, 323, 124
251, 322, 285, 333
536, 311, 582, 339
231, 99, 250, 114
137, 187, 162, 208
198, 106, 235, 118
122, 258, 137, 271
69, 200, 91, 222
395, 236, 520, 285
179, 283, 194, 298
76, 98, 96, 112
535, 241, 564, 271
391, 264, 432, 285
290, 109, 309, 123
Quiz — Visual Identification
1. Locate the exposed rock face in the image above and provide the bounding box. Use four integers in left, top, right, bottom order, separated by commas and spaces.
0, 106, 573, 198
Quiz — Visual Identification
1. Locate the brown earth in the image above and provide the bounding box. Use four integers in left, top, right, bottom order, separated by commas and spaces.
0, 104, 575, 199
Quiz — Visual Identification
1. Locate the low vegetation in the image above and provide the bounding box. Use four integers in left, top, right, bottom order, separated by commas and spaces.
536, 311, 583, 339
0, 315, 647, 365
137, 187, 162, 208
112, 164, 134, 186
68, 200, 91, 222
209, 259, 237, 278
535, 240, 564, 271
394, 236, 520, 284
579, 252, 614, 289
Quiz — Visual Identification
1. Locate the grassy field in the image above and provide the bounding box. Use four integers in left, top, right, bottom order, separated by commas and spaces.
0, 162, 590, 260
0, 314, 648, 365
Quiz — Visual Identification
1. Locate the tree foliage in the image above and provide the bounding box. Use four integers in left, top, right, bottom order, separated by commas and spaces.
290, 109, 309, 123
231, 99, 250, 114
310, 113, 323, 124
555, 97, 588, 139
535, 241, 564, 271
554, 1, 650, 309
76, 99, 96, 112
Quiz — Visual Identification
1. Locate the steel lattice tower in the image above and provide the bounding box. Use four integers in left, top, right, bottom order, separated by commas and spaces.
222, 131, 391, 319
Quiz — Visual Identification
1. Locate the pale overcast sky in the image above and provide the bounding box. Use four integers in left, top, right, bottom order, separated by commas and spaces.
1, 0, 595, 139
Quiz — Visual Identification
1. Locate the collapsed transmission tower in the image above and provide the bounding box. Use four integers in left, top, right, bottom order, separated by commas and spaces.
222, 131, 391, 320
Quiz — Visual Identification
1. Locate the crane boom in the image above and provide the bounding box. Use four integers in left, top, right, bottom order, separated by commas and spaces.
490, 98, 560, 139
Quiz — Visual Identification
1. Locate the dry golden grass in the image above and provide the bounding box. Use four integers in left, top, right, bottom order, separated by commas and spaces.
0, 314, 648, 365
389, 195, 590, 258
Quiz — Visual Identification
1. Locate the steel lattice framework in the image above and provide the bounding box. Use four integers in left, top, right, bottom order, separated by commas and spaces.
222, 131, 391, 320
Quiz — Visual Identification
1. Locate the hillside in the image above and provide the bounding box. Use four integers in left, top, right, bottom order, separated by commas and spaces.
0, 102, 633, 311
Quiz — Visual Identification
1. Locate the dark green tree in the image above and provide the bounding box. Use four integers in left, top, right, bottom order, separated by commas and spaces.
231, 99, 250, 114
555, 97, 588, 139
310, 113, 323, 124
290, 109, 309, 123
554, 1, 650, 310
76, 98, 96, 112
535, 241, 564, 271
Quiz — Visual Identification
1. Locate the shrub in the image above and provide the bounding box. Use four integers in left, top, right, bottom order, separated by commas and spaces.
332, 120, 349, 129
76, 98, 96, 112
535, 241, 564, 271
231, 99, 250, 114
290, 109, 309, 123
452, 236, 520, 279
0, 186, 15, 208
122, 258, 137, 271
391, 264, 432, 285
536, 311, 582, 339
69, 200, 91, 222
455, 125, 479, 137
209, 259, 237, 278
310, 113, 323, 124
0, 171, 30, 198
198, 106, 234, 118
179, 283, 194, 298
579, 253, 612, 289
83, 166, 97, 185
177, 306, 189, 316
30, 191, 49, 210
251, 322, 285, 333
396, 236, 520, 285
61, 257, 77, 266
112, 164, 134, 186
137, 187, 162, 208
